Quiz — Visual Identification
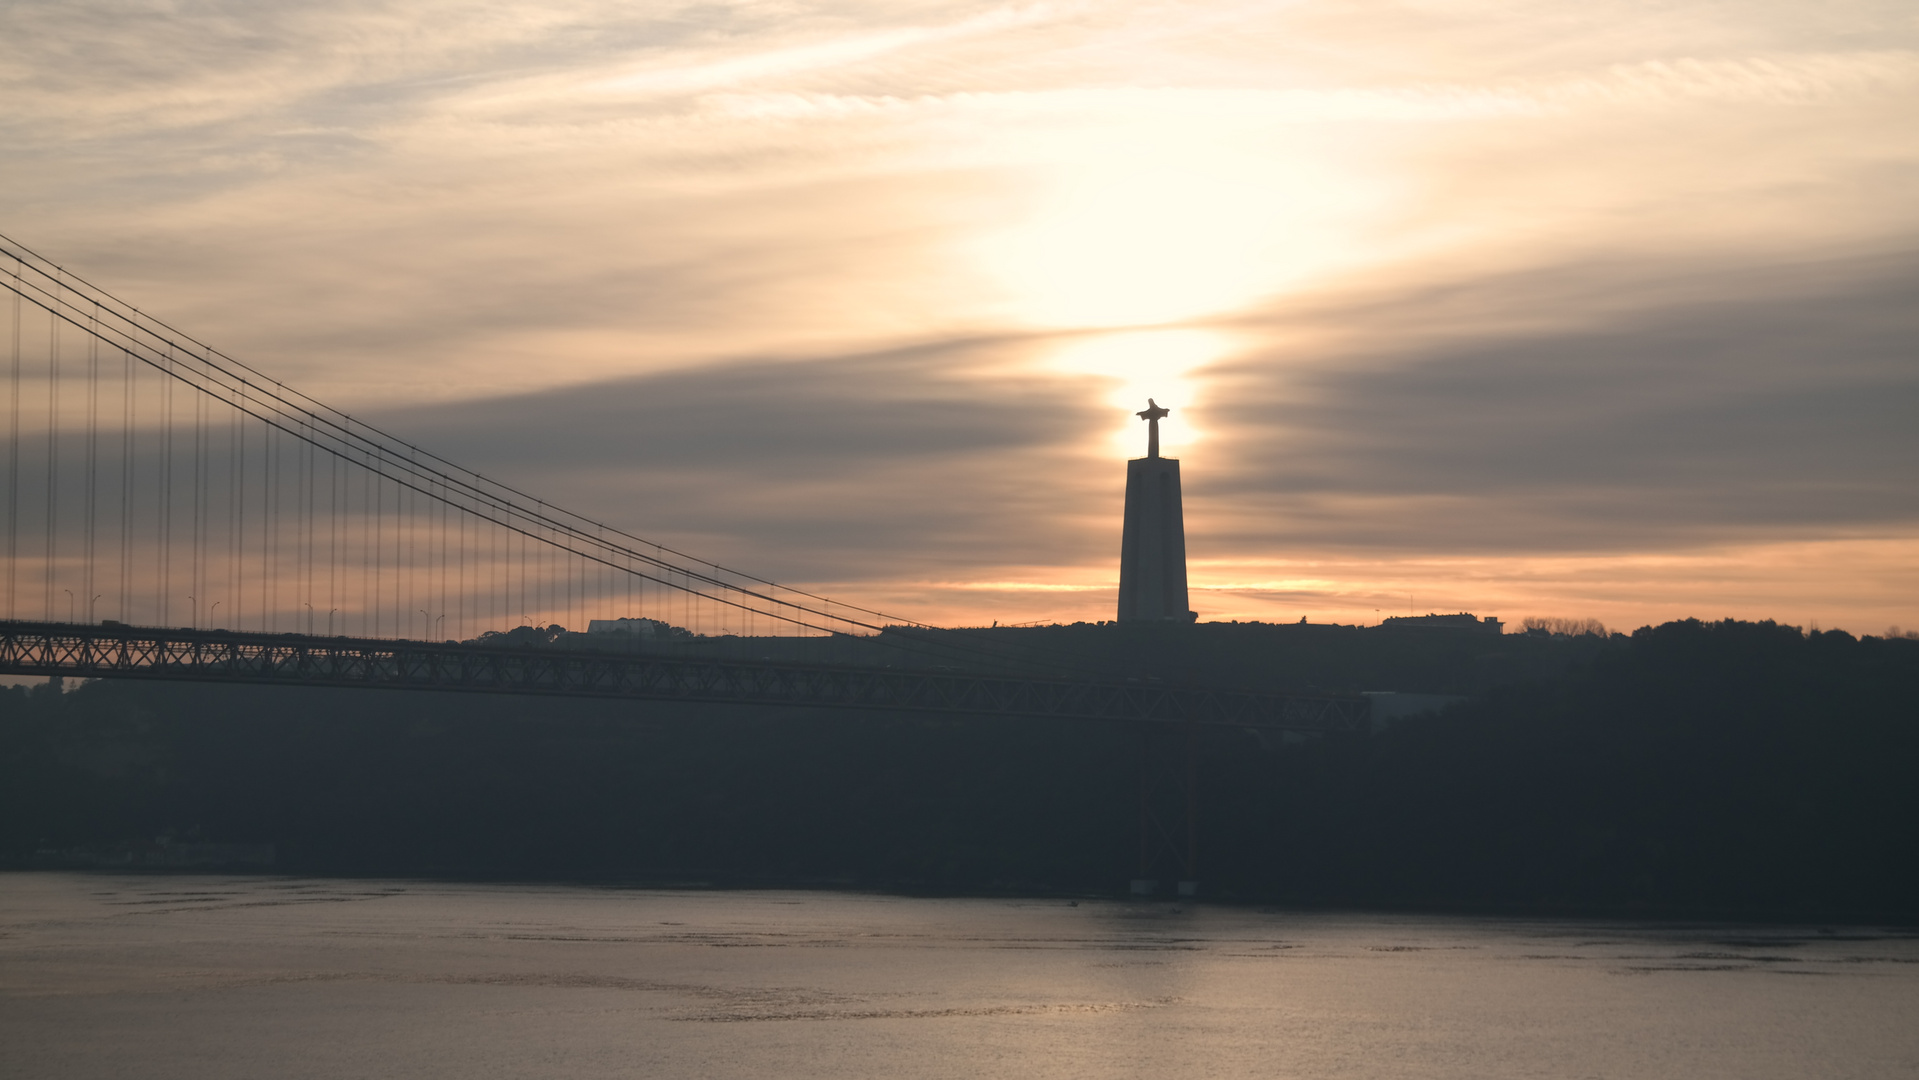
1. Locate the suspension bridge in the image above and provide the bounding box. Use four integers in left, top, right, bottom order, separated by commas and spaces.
0, 232, 1369, 736
0, 232, 1385, 889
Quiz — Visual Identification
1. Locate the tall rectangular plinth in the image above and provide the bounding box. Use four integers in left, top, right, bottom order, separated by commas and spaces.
1117, 456, 1194, 622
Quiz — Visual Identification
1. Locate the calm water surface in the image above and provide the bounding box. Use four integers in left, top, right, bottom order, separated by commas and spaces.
2, 873, 1915, 1078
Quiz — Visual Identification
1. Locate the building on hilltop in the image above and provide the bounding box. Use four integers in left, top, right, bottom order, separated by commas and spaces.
1117, 399, 1197, 623
1378, 612, 1504, 634
586, 616, 690, 639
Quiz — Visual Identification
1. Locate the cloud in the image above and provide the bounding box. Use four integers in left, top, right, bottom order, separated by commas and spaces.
371, 333, 1116, 580
1199, 249, 1919, 553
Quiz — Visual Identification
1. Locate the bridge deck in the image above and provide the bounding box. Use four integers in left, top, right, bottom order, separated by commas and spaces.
0, 620, 1369, 731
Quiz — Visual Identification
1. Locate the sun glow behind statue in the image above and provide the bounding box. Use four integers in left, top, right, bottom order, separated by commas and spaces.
1045, 329, 1230, 459
973, 118, 1382, 330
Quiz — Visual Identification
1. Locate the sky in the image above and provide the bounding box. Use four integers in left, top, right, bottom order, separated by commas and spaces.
4, 0, 1916, 634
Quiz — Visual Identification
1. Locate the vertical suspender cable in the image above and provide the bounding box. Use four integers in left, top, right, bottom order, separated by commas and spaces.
265, 415, 275, 630
305, 419, 314, 632
429, 475, 437, 635
290, 415, 300, 629
400, 475, 410, 637
199, 390, 210, 627
372, 460, 381, 638
261, 403, 269, 629
437, 480, 447, 637
328, 444, 337, 635
45, 281, 60, 621
120, 348, 132, 621
236, 381, 247, 630
228, 385, 239, 628
308, 426, 316, 633
297, 420, 307, 631
84, 302, 98, 623
455, 487, 464, 639
6, 256, 18, 620
158, 345, 172, 626
190, 380, 203, 626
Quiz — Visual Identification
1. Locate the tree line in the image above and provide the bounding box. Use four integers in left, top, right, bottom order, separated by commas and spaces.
1, 619, 1912, 920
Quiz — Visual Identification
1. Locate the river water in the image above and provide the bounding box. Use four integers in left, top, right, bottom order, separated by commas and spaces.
2, 873, 1915, 1078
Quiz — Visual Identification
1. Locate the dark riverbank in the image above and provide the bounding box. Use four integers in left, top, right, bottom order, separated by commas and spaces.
4, 619, 1914, 921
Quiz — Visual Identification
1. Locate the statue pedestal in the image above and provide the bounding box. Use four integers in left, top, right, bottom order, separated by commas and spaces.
1117, 455, 1195, 623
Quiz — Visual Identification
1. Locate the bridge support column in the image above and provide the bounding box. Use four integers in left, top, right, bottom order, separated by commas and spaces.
1133, 716, 1199, 897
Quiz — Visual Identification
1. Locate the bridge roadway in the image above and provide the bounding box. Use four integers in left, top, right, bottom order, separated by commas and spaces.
0, 619, 1370, 731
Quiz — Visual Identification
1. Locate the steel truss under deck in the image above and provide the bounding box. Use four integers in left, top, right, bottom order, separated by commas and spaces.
0, 619, 1369, 731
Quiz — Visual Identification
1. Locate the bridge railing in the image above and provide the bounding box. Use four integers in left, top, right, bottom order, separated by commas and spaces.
0, 619, 1371, 731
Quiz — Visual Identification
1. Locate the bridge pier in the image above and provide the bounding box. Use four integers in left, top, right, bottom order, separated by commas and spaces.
1133, 715, 1199, 897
